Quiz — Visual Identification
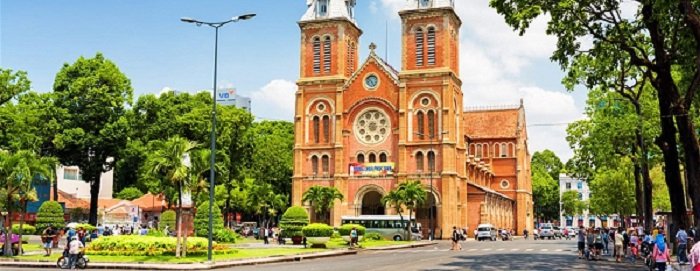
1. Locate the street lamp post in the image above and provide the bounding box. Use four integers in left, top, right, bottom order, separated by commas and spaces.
181, 13, 255, 262
414, 131, 448, 241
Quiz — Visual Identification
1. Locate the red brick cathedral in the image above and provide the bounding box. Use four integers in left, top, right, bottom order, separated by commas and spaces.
292, 0, 533, 238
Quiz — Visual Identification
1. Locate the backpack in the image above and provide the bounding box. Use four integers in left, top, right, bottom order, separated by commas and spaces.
452, 230, 459, 241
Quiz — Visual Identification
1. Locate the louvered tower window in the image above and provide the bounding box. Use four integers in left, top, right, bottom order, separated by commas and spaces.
313, 37, 321, 74
324, 36, 332, 73
427, 110, 435, 138
427, 27, 436, 65
415, 28, 424, 67
416, 152, 424, 171
322, 155, 330, 173
417, 111, 425, 139
322, 115, 330, 143
428, 151, 436, 172
311, 156, 319, 175
313, 116, 320, 143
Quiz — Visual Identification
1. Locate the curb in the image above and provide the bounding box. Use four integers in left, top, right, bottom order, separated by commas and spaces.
364, 241, 438, 251
0, 250, 358, 270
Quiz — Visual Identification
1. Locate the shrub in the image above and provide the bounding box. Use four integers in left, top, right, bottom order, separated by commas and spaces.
85, 235, 232, 256
193, 201, 224, 238
146, 229, 167, 237
11, 224, 36, 235
279, 206, 309, 238
331, 231, 341, 239
214, 228, 239, 243
302, 223, 333, 237
338, 224, 366, 236
76, 223, 96, 232
364, 232, 383, 241
115, 187, 144, 200
159, 210, 176, 231
35, 201, 65, 233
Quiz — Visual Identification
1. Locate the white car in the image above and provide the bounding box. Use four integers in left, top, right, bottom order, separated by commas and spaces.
565, 226, 577, 238
476, 224, 498, 241
539, 223, 555, 239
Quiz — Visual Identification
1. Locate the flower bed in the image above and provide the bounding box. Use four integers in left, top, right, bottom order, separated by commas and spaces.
85, 235, 233, 256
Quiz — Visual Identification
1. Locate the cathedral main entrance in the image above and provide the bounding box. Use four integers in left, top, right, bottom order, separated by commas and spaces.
415, 193, 438, 238
361, 191, 385, 215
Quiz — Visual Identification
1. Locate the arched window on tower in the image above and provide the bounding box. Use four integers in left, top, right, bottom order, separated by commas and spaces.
318, 0, 329, 16
313, 37, 321, 74
369, 153, 377, 163
379, 153, 387, 163
427, 110, 435, 138
415, 28, 424, 67
313, 116, 320, 143
427, 27, 436, 65
417, 111, 425, 139
427, 151, 436, 172
357, 153, 365, 164
416, 152, 424, 172
476, 144, 482, 158
322, 155, 330, 174
311, 156, 319, 175
324, 36, 332, 73
501, 143, 508, 157
322, 115, 330, 143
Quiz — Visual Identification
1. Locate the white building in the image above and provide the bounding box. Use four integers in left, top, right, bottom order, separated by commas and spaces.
559, 174, 619, 228
56, 165, 113, 199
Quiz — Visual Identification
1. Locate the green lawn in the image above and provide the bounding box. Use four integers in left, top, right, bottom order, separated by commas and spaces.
14, 248, 324, 264
21, 244, 44, 252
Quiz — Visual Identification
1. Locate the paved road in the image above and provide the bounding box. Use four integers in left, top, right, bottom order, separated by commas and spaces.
0, 238, 668, 270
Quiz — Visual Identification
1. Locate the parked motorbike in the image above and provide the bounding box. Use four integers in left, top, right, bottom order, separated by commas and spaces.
56, 247, 89, 270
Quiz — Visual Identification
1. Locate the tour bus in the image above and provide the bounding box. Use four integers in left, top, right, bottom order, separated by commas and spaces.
340, 215, 422, 241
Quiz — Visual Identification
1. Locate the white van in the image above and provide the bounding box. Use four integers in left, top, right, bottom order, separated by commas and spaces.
476, 224, 498, 241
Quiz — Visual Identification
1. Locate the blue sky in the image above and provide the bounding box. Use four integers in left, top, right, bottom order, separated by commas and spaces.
1, 0, 585, 161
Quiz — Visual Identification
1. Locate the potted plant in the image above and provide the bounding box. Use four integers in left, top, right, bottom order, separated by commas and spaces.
302, 223, 333, 247
279, 206, 309, 245
338, 224, 366, 243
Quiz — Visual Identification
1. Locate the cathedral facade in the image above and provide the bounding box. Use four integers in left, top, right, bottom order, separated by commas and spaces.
291, 0, 534, 238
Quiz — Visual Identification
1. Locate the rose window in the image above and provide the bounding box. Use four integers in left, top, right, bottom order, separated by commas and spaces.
354, 109, 390, 144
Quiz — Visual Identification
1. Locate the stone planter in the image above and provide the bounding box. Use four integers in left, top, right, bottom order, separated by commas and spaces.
341, 235, 364, 243
306, 237, 330, 245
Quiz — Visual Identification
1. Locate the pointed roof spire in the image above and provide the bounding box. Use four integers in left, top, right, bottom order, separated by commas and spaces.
300, 0, 357, 25
369, 42, 377, 54
403, 0, 454, 11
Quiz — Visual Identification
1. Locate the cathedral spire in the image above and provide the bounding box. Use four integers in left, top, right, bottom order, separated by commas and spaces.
301, 0, 357, 25
403, 0, 454, 10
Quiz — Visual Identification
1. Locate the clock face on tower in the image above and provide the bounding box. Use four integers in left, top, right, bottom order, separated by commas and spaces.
364, 74, 379, 89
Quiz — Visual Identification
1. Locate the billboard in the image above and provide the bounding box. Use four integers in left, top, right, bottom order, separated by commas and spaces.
349, 162, 395, 177
216, 88, 237, 103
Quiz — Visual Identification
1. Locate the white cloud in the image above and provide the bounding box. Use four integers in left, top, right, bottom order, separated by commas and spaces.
250, 79, 297, 121
381, 0, 581, 161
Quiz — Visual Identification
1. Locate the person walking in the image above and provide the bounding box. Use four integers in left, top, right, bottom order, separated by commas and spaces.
615, 228, 624, 263
68, 236, 84, 270
350, 227, 358, 248
678, 225, 690, 265
41, 226, 55, 257
602, 229, 609, 255
577, 226, 586, 259
652, 233, 671, 271
451, 227, 461, 250
262, 227, 269, 245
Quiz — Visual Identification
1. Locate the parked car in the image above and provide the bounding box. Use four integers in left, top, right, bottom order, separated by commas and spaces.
565, 226, 577, 238
476, 224, 498, 241
539, 223, 555, 240
553, 226, 562, 239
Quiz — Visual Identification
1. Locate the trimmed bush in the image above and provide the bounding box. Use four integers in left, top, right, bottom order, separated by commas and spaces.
193, 201, 224, 238
364, 232, 384, 241
214, 228, 239, 243
338, 224, 366, 236
76, 223, 96, 231
35, 201, 65, 233
11, 224, 36, 235
279, 206, 309, 238
159, 210, 176, 231
146, 229, 167, 237
85, 235, 233, 256
115, 187, 144, 200
302, 223, 333, 237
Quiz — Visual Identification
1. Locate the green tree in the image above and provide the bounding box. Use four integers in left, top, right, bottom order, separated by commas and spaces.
159, 210, 176, 231
142, 136, 198, 258
561, 190, 586, 217
115, 187, 144, 200
381, 181, 426, 240
489, 0, 700, 229
302, 186, 344, 223
193, 201, 224, 238
36, 201, 65, 232
51, 53, 133, 225
0, 68, 30, 106
650, 166, 671, 212
588, 160, 637, 217
531, 151, 561, 222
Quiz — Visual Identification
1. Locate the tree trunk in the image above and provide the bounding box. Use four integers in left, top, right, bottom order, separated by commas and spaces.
176, 182, 182, 258
4, 196, 12, 256
88, 176, 100, 226
182, 217, 188, 258
407, 208, 413, 241
632, 146, 644, 226
53, 179, 58, 202
676, 113, 700, 227
18, 200, 25, 256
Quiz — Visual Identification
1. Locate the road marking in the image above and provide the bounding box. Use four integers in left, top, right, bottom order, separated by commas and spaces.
541, 249, 549, 252
497, 248, 505, 251
511, 248, 519, 251
556, 249, 563, 252
468, 248, 477, 251
525, 249, 533, 251
482, 248, 492, 251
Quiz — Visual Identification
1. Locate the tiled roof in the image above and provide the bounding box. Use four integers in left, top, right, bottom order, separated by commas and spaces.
468, 183, 513, 201
463, 108, 520, 139
132, 193, 167, 212
57, 190, 89, 209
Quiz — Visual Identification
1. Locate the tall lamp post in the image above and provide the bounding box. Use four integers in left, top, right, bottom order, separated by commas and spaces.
180, 13, 256, 262
414, 130, 448, 241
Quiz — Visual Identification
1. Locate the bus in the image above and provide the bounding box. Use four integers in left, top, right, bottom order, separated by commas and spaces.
340, 215, 422, 241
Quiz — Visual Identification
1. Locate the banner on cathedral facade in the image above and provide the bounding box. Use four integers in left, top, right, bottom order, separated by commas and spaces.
349, 163, 395, 177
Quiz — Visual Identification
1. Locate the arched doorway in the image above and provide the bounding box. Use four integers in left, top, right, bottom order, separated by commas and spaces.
415, 192, 438, 238
361, 191, 385, 215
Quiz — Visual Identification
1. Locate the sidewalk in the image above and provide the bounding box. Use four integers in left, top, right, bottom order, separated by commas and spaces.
0, 241, 437, 270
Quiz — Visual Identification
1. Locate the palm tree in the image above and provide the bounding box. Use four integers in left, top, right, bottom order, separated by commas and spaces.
0, 150, 56, 256
382, 180, 427, 240
302, 186, 343, 223
381, 189, 406, 237
144, 136, 198, 258
182, 149, 211, 257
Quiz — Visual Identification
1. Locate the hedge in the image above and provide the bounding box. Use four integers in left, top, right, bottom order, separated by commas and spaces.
193, 201, 224, 238
35, 201, 65, 232
85, 235, 233, 256
214, 228, 239, 243
302, 223, 333, 237
338, 224, 366, 236
159, 210, 176, 231
11, 224, 36, 235
279, 206, 309, 238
